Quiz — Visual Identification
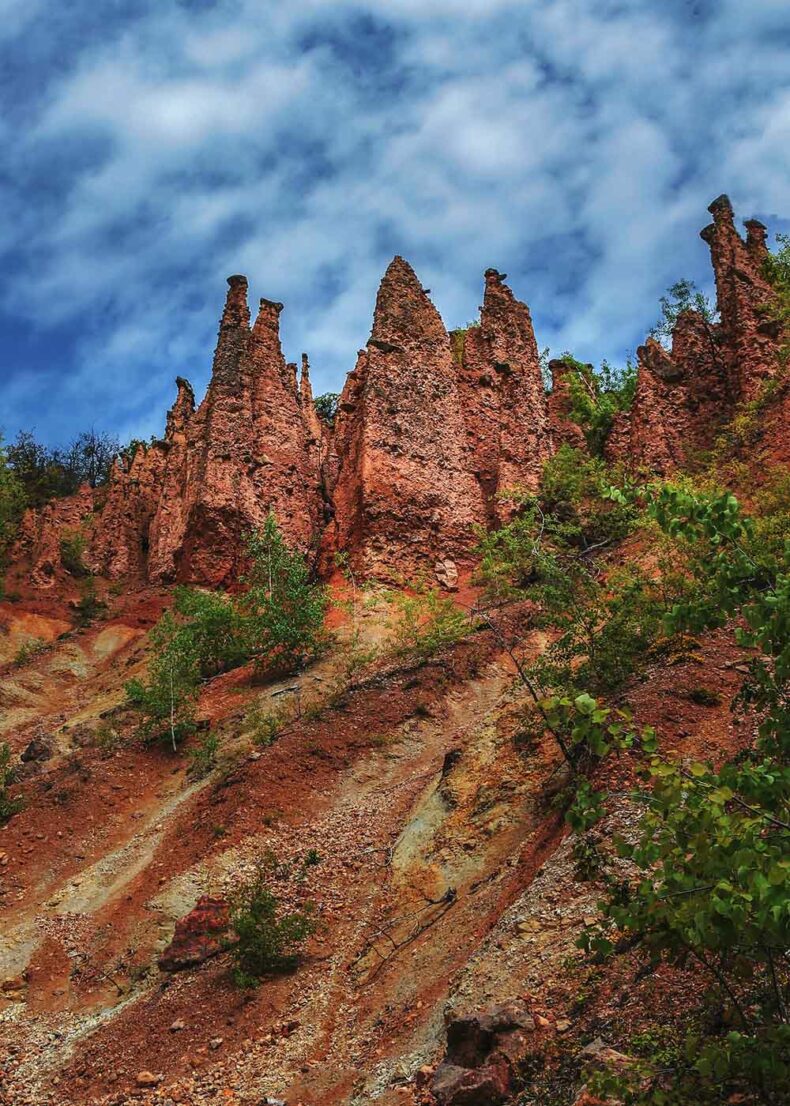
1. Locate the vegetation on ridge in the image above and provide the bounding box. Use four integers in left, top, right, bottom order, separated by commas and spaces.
125, 512, 328, 749
479, 449, 789, 1105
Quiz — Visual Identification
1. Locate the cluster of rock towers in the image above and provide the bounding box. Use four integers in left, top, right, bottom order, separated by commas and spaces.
15, 196, 786, 590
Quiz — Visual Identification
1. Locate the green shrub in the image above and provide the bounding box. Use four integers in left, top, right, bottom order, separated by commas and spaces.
239, 512, 329, 675
577, 484, 790, 1106
13, 638, 46, 667
449, 319, 480, 365
762, 231, 790, 342
685, 685, 722, 706
0, 742, 22, 824
245, 702, 288, 747
126, 512, 328, 748
539, 446, 637, 548
560, 355, 638, 456
74, 576, 106, 626
313, 392, 339, 425
59, 529, 88, 576
385, 585, 469, 660
528, 556, 664, 695
480, 453, 656, 694
93, 723, 123, 753
228, 860, 315, 988
187, 732, 219, 779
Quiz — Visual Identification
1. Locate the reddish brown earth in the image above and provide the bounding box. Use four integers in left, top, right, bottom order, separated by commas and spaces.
0, 574, 758, 1106
1, 196, 787, 1106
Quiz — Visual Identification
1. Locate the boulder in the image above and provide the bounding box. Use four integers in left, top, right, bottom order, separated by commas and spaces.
432, 999, 538, 1106
158, 895, 230, 972
20, 736, 53, 763
431, 1062, 509, 1106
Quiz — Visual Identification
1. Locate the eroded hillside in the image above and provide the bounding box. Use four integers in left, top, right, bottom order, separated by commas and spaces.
1, 197, 788, 1106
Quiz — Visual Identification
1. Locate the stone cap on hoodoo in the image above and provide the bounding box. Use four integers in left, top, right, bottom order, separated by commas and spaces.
745, 218, 769, 259
220, 274, 251, 330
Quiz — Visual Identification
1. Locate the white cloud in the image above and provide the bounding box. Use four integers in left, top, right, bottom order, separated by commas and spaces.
0, 0, 787, 440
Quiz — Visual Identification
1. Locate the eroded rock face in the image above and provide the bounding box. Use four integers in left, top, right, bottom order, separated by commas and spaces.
89, 442, 168, 580
457, 269, 550, 524
611, 196, 784, 475
147, 279, 322, 586
12, 485, 96, 589
144, 377, 196, 583
616, 310, 728, 474
546, 359, 587, 453
324, 257, 488, 578
701, 195, 778, 403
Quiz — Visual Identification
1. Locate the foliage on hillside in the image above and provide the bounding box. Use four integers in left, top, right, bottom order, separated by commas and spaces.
559, 357, 638, 456
0, 436, 25, 570
480, 449, 789, 1105
6, 428, 120, 506
126, 512, 328, 749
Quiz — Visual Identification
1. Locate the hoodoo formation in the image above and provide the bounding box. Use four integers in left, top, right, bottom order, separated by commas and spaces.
12, 197, 787, 590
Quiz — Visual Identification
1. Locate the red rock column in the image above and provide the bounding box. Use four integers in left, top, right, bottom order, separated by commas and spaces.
325, 256, 487, 579
700, 195, 778, 402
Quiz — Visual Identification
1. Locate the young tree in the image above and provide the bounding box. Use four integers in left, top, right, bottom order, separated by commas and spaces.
62, 428, 120, 489
560, 355, 638, 457
171, 586, 247, 677
649, 279, 716, 348
228, 858, 315, 987
239, 513, 328, 674
125, 612, 200, 750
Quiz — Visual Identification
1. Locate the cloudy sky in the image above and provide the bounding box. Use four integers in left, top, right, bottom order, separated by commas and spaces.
0, 0, 788, 445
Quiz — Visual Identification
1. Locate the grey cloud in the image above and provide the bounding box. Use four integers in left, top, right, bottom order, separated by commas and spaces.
0, 0, 787, 441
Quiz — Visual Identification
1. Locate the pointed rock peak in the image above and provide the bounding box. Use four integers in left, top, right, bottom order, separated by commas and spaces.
222, 275, 250, 330
253, 296, 284, 337
481, 268, 539, 371
175, 375, 195, 407
299, 353, 313, 399
745, 218, 768, 260
485, 267, 507, 286
701, 194, 738, 245
299, 354, 322, 440
483, 267, 517, 307
249, 297, 287, 386
385, 254, 421, 283
370, 255, 447, 347
638, 338, 680, 382
166, 376, 196, 439
251, 296, 285, 347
